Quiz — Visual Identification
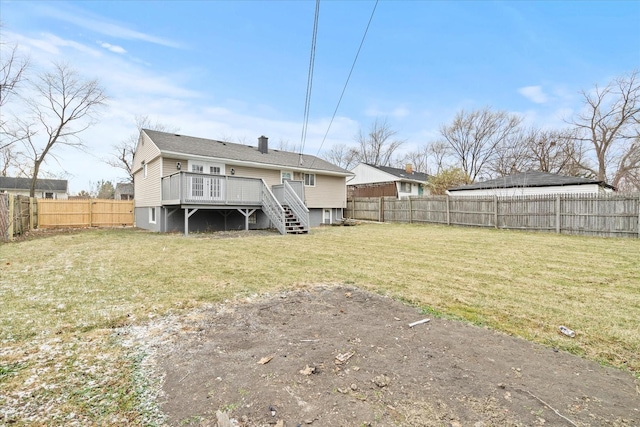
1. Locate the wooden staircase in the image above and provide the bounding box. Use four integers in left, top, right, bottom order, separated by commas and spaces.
284, 206, 309, 234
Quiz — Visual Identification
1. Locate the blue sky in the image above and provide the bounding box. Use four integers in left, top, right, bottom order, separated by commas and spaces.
2, 0, 639, 193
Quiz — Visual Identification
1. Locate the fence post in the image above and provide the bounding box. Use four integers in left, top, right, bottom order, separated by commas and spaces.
89, 199, 93, 227
446, 195, 450, 225
493, 195, 498, 229
409, 197, 413, 224
637, 194, 640, 238
555, 194, 561, 234
8, 194, 14, 241
29, 197, 35, 230
379, 197, 384, 222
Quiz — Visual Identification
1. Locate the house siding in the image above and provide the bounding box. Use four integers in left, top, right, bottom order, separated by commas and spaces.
305, 174, 346, 208
132, 132, 161, 173
231, 165, 281, 185
134, 157, 162, 207
1, 190, 67, 199
348, 164, 396, 185
449, 184, 608, 197
133, 133, 163, 208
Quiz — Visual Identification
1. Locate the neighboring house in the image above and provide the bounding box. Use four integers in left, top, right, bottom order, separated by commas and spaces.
0, 176, 68, 199
348, 163, 429, 198
132, 129, 352, 234
115, 183, 134, 200
447, 171, 616, 196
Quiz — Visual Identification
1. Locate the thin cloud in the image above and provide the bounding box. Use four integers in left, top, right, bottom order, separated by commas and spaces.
37, 4, 183, 49
518, 85, 548, 104
365, 105, 411, 118
99, 42, 127, 54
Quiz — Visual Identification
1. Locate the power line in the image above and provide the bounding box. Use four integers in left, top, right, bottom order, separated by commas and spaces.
309, 0, 379, 168
299, 0, 320, 156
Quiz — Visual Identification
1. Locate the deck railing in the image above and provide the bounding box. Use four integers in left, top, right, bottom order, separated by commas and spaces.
162, 172, 262, 205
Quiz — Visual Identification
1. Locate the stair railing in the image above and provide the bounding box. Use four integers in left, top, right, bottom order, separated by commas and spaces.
283, 180, 310, 231
261, 180, 286, 235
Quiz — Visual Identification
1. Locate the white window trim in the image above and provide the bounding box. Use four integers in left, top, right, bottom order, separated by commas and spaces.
143, 162, 148, 178
281, 170, 293, 183
149, 207, 156, 224
304, 173, 316, 187
189, 160, 225, 175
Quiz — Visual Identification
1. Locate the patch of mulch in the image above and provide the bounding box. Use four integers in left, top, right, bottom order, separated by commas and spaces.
141, 286, 639, 426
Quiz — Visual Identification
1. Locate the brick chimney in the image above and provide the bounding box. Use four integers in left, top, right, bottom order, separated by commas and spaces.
258, 135, 269, 154
405, 163, 413, 174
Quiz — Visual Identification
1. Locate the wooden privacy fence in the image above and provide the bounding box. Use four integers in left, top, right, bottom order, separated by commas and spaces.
346, 194, 640, 238
1, 194, 35, 242
38, 199, 134, 228
1, 197, 134, 241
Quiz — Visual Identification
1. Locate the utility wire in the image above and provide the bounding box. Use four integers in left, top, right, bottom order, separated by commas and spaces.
299, 0, 320, 157
309, 0, 378, 168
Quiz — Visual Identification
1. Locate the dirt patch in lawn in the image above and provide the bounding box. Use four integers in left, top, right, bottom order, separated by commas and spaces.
145, 285, 638, 426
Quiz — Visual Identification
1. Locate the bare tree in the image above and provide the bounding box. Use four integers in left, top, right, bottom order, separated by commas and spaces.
107, 115, 178, 183
322, 143, 359, 170
399, 146, 430, 173
6, 63, 106, 197
426, 140, 451, 174
570, 70, 640, 188
0, 30, 29, 109
354, 118, 405, 166
277, 138, 299, 153
0, 26, 30, 150
440, 107, 522, 181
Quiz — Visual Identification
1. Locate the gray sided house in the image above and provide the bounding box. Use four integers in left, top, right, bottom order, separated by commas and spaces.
132, 129, 352, 235
447, 171, 616, 196
0, 176, 68, 199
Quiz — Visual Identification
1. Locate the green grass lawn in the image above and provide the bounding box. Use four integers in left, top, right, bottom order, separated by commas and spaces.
1, 224, 639, 424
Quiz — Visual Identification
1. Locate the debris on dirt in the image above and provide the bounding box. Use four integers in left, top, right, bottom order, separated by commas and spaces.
152, 286, 639, 426
257, 355, 274, 365
269, 405, 276, 416
408, 318, 431, 327
334, 350, 355, 365
372, 374, 390, 388
274, 420, 284, 427
345, 291, 352, 298
299, 365, 316, 376
559, 325, 576, 337
215, 410, 234, 427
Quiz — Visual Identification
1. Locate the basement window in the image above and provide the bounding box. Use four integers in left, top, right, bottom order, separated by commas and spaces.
149, 207, 156, 224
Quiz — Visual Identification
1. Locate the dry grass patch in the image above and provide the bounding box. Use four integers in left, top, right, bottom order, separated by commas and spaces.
0, 224, 639, 424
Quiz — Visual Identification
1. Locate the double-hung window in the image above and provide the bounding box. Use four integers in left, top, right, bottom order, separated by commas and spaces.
304, 173, 315, 187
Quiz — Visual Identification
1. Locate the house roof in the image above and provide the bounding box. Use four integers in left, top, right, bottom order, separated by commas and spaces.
0, 176, 68, 192
448, 171, 616, 191
143, 129, 351, 175
115, 183, 134, 194
364, 163, 429, 183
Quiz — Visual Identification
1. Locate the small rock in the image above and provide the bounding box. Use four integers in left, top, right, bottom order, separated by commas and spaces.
350, 383, 358, 391
372, 374, 390, 388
